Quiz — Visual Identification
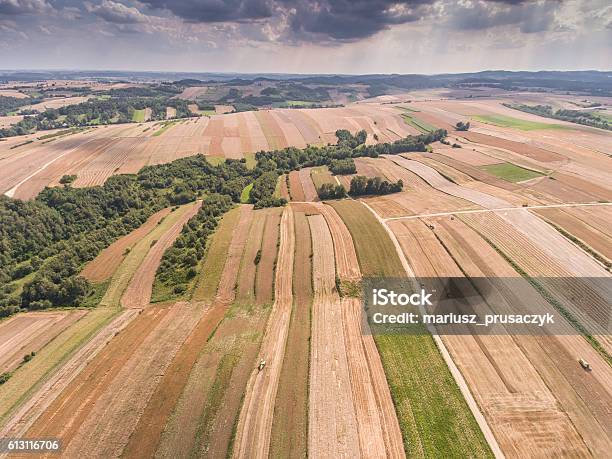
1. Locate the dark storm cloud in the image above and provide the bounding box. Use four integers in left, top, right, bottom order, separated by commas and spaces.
136, 0, 559, 41
0, 0, 52, 15
285, 0, 431, 41
138, 0, 275, 23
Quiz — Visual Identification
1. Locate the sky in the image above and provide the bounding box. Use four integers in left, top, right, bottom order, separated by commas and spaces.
0, 0, 610, 74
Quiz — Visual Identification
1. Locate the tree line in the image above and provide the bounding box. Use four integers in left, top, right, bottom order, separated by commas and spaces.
503, 103, 610, 131
0, 128, 446, 318
0, 96, 196, 138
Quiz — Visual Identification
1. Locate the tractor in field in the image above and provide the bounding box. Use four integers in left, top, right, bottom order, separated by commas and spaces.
258, 359, 266, 371
579, 359, 592, 371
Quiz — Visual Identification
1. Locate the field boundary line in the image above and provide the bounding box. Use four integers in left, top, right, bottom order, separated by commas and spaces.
384, 202, 612, 221
361, 200, 505, 459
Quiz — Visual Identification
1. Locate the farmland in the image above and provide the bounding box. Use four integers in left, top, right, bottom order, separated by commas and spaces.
0, 75, 610, 459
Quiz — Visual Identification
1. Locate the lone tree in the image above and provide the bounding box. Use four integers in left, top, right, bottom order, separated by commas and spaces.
455, 121, 470, 131
59, 174, 77, 186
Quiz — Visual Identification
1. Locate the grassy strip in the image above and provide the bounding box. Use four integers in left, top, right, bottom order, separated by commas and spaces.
331, 199, 493, 458
310, 166, 336, 191
152, 120, 179, 137
243, 153, 257, 169
273, 175, 283, 199
37, 127, 88, 141
132, 109, 146, 122
240, 183, 253, 204
480, 162, 543, 182
206, 155, 225, 166
9, 140, 33, 150
401, 113, 435, 133
472, 114, 566, 131
465, 223, 612, 366
190, 302, 269, 457
191, 207, 242, 302
542, 219, 611, 270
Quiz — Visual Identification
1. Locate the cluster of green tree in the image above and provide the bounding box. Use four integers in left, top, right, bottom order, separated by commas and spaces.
155, 194, 233, 295
102, 84, 182, 98
232, 103, 258, 112
255, 129, 446, 176
196, 101, 216, 111
336, 129, 368, 148
316, 175, 403, 200
455, 121, 470, 131
0, 156, 256, 317
349, 175, 403, 196
503, 103, 610, 131
249, 171, 287, 208
317, 183, 347, 200
0, 96, 196, 138
217, 82, 331, 107
0, 95, 40, 116
329, 158, 357, 175
0, 126, 445, 318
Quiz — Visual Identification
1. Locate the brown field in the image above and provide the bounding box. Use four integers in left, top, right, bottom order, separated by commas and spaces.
2, 95, 611, 458
389, 215, 612, 457
314, 202, 360, 280
233, 208, 295, 458
81, 207, 171, 282
0, 311, 86, 373
307, 213, 360, 458
535, 209, 612, 261
2, 103, 418, 199
298, 167, 318, 201
255, 208, 282, 304
270, 210, 312, 458
236, 209, 267, 302
215, 205, 254, 303
121, 201, 201, 309
288, 170, 306, 201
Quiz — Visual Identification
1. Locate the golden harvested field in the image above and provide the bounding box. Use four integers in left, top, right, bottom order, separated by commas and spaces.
1, 94, 610, 458
0, 311, 86, 373
1, 103, 418, 199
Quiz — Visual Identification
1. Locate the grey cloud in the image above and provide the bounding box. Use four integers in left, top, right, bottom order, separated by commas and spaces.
285, 1, 431, 41
0, 0, 52, 15
138, 0, 275, 23
87, 0, 149, 24
446, 0, 558, 33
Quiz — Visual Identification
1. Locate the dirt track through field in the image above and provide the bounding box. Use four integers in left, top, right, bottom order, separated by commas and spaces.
233, 207, 295, 458
395, 214, 612, 457
120, 201, 201, 308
